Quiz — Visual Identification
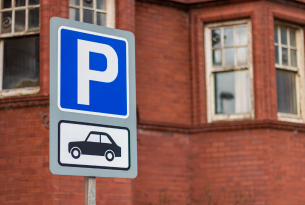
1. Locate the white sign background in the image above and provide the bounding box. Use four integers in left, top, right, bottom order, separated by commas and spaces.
59, 122, 129, 169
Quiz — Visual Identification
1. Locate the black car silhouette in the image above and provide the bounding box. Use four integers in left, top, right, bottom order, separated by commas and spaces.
68, 131, 121, 161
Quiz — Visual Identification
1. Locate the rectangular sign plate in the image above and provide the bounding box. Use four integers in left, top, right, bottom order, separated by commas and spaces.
50, 17, 137, 178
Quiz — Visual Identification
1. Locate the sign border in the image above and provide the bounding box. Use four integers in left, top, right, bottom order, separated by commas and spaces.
58, 120, 131, 170
50, 17, 137, 178
57, 26, 130, 119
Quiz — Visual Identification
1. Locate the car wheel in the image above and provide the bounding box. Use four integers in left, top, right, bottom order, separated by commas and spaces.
71, 147, 81, 159
105, 150, 115, 161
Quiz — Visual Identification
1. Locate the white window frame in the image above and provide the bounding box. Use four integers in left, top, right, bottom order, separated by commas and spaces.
0, 0, 40, 98
69, 0, 115, 28
275, 21, 305, 123
205, 19, 254, 123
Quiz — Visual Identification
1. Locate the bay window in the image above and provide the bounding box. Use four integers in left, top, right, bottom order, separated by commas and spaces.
274, 22, 305, 122
69, 0, 115, 28
0, 0, 40, 97
205, 20, 253, 122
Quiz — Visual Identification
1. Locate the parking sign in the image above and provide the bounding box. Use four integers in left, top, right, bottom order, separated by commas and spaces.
49, 17, 137, 178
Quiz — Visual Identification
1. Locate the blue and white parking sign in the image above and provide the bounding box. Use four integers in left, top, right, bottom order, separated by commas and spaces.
58, 27, 129, 118
50, 18, 137, 178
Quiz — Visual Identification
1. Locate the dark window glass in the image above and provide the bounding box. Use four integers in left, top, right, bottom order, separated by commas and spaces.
281, 27, 287, 45
1, 11, 12, 34
96, 12, 106, 26
276, 69, 297, 114
96, 0, 106, 10
28, 7, 39, 30
15, 0, 25, 7
212, 29, 221, 48
274, 26, 278, 43
2, 35, 39, 89
282, 47, 288, 65
275, 46, 279, 64
15, 10, 25, 32
83, 9, 93, 24
2, 0, 11, 9
83, 0, 93, 8
29, 0, 39, 5
290, 29, 296, 47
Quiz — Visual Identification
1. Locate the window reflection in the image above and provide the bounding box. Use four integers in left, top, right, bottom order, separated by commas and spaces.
215, 70, 251, 114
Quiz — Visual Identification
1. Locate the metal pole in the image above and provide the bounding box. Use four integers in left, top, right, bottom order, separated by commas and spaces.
85, 176, 96, 205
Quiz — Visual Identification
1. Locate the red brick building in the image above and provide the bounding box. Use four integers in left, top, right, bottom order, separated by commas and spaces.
1, 0, 305, 204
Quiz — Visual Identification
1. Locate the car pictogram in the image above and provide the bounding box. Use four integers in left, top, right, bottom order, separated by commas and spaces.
68, 131, 121, 161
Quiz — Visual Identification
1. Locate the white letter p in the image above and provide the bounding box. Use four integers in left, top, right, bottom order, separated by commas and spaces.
77, 39, 118, 105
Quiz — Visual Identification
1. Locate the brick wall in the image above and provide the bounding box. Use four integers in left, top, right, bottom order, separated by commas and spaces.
135, 1, 191, 126
2, 0, 305, 205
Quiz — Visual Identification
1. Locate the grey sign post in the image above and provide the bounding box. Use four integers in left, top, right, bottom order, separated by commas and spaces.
49, 17, 137, 203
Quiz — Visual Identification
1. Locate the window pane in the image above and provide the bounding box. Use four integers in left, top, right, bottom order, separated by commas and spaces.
2, 36, 39, 89
274, 26, 278, 43
96, 12, 106, 26
28, 8, 39, 31
212, 49, 222, 66
224, 48, 234, 67
2, 0, 11, 9
282, 47, 288, 65
237, 47, 247, 66
100, 135, 111, 144
69, 0, 79, 6
290, 29, 296, 47
234, 70, 251, 113
1, 11, 12, 34
215, 71, 235, 114
224, 28, 234, 47
96, 0, 106, 10
83, 0, 93, 8
29, 0, 39, 5
275, 46, 279, 64
212, 29, 221, 48
87, 134, 99, 143
236, 26, 247, 46
281, 27, 287, 45
83, 9, 93, 24
15, 0, 25, 7
15, 10, 25, 32
69, 8, 80, 21
276, 69, 297, 114
291, 49, 297, 67
215, 70, 251, 114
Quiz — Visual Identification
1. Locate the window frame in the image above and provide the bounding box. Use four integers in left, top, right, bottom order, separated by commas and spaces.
69, 0, 115, 28
0, 0, 40, 98
274, 21, 305, 123
205, 19, 254, 122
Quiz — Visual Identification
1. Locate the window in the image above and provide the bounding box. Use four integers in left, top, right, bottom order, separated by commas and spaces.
274, 22, 305, 122
100, 134, 111, 144
87, 134, 100, 143
0, 0, 40, 97
69, 0, 115, 28
205, 20, 253, 122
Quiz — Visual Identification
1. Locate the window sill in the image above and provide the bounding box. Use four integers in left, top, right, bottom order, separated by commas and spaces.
209, 112, 254, 123
0, 90, 49, 110
0, 87, 40, 98
278, 113, 304, 123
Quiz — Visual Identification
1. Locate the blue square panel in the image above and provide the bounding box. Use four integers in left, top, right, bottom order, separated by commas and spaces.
58, 27, 128, 118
